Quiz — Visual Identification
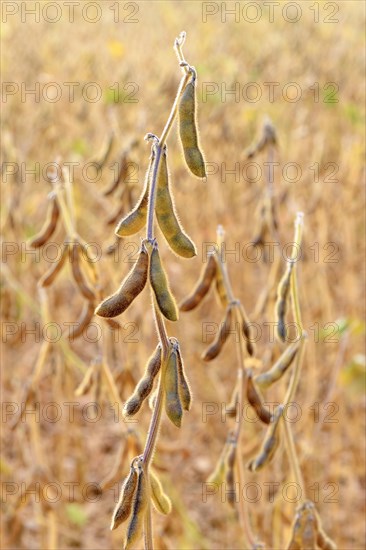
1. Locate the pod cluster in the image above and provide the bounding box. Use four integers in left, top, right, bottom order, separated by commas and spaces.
115, 145, 197, 259
180, 252, 256, 358
95, 240, 179, 322
111, 458, 172, 549
29, 199, 98, 341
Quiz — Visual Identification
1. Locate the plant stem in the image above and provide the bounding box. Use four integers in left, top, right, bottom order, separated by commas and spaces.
141, 32, 193, 549
282, 212, 306, 503
215, 225, 256, 549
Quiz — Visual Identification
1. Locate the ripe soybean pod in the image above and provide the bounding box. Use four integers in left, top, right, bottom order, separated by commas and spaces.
275, 259, 295, 342
163, 346, 183, 428
124, 464, 148, 549
149, 242, 179, 322
178, 70, 206, 178
115, 151, 154, 237
28, 195, 60, 248
179, 253, 217, 311
95, 243, 149, 318
70, 242, 95, 301
247, 405, 283, 472
155, 147, 196, 258
38, 241, 69, 288
201, 305, 233, 361
255, 340, 300, 389
111, 460, 138, 530
173, 338, 192, 411
124, 345, 162, 417
246, 369, 272, 425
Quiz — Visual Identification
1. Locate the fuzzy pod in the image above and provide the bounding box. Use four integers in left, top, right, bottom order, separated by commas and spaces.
111, 462, 138, 530
201, 305, 233, 361
115, 153, 154, 237
68, 300, 95, 341
95, 245, 149, 318
124, 466, 148, 549
175, 342, 192, 411
180, 254, 216, 311
70, 243, 95, 301
28, 196, 60, 248
178, 78, 206, 178
255, 340, 300, 389
275, 261, 294, 342
247, 406, 283, 472
123, 345, 162, 416
38, 242, 69, 288
246, 370, 272, 424
149, 470, 172, 515
149, 244, 178, 322
155, 149, 196, 258
164, 348, 183, 428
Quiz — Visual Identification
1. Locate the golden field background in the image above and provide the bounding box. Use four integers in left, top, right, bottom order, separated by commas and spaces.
1, 1, 365, 549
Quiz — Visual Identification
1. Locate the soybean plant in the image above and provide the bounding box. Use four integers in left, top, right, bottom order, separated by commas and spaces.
94, 32, 205, 549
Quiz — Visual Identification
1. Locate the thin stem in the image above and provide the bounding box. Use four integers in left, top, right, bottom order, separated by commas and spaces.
215, 225, 256, 548
282, 212, 306, 504
282, 418, 306, 503
142, 303, 169, 466
290, 212, 304, 332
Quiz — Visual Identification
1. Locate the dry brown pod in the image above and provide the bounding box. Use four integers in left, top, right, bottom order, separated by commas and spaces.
178, 75, 206, 178
179, 253, 216, 311
246, 370, 272, 424
124, 464, 148, 549
275, 260, 294, 342
201, 305, 233, 361
255, 340, 300, 389
174, 339, 192, 411
70, 242, 96, 301
149, 243, 178, 322
28, 195, 60, 248
95, 243, 148, 318
111, 460, 139, 531
115, 151, 154, 237
164, 346, 183, 428
247, 405, 283, 472
38, 242, 69, 288
68, 300, 95, 341
124, 344, 162, 416
155, 148, 196, 258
